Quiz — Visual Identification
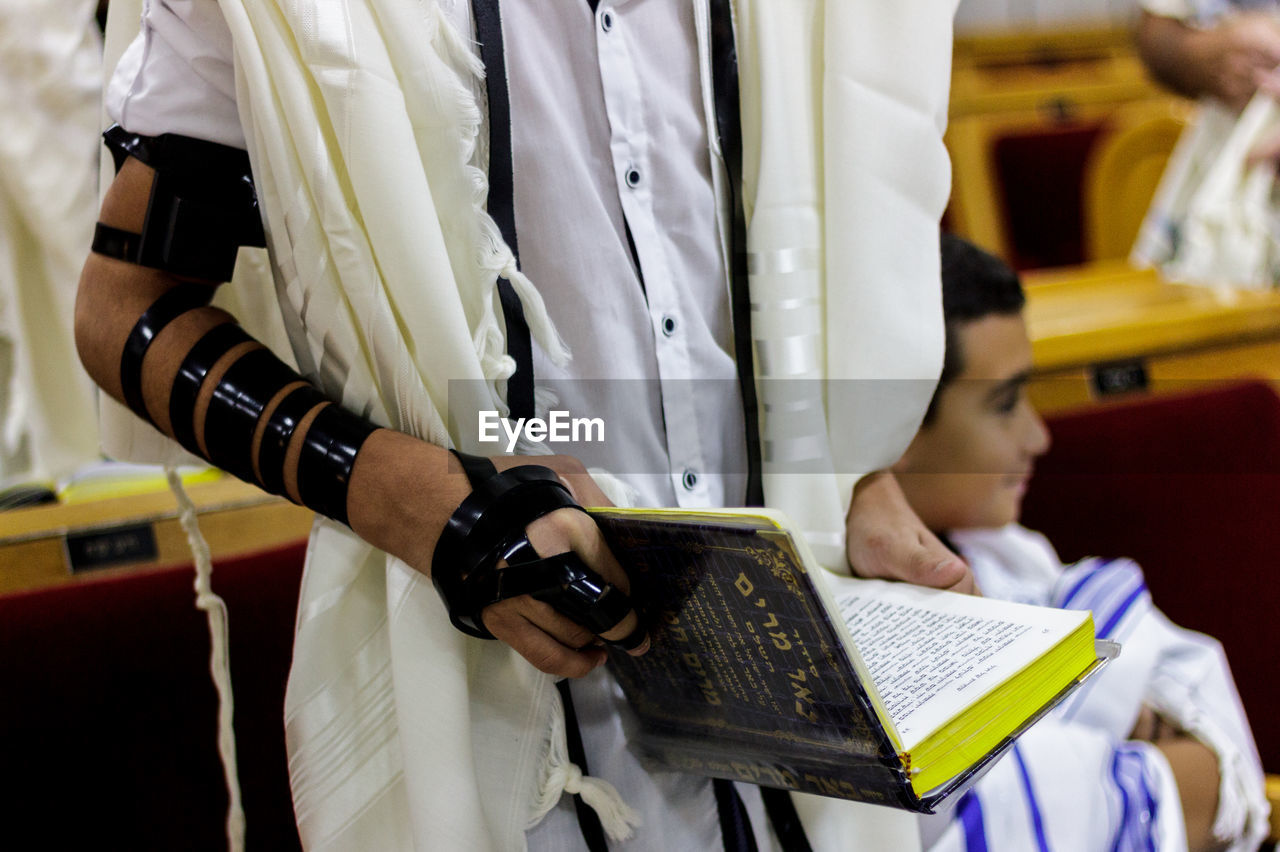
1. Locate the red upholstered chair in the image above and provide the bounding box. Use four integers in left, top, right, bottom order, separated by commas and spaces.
1021, 381, 1280, 775
0, 540, 307, 850
992, 122, 1105, 270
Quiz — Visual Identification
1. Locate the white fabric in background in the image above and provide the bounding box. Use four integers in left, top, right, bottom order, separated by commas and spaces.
1133, 93, 1280, 290
1132, 0, 1280, 289
0, 0, 101, 480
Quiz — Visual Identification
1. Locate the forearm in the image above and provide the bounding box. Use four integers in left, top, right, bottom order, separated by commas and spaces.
1133, 706, 1225, 852
1156, 735, 1225, 852
1136, 11, 1219, 101
79, 144, 646, 677
76, 156, 466, 566
1137, 9, 1280, 110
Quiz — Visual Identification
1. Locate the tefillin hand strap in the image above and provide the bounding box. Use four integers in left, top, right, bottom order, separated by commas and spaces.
432, 450, 646, 651
123, 290, 377, 527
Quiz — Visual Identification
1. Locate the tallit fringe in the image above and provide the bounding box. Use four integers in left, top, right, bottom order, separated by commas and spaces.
165, 467, 246, 852
429, 6, 570, 380
425, 5, 513, 395
502, 262, 570, 367
528, 684, 641, 842
1147, 687, 1264, 846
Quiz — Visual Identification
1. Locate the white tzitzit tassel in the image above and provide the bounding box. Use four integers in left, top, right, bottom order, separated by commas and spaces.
166, 467, 246, 852
559, 762, 643, 843
529, 684, 642, 842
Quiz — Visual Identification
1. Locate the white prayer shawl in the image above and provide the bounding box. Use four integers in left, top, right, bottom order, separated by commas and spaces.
736, 0, 953, 571
216, 3, 579, 848
100, 0, 956, 848
736, 4, 953, 846
0, 0, 101, 480
931, 525, 1271, 852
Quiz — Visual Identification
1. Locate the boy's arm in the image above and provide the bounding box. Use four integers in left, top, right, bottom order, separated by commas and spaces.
1132, 708, 1225, 852
1158, 735, 1225, 852
77, 153, 644, 678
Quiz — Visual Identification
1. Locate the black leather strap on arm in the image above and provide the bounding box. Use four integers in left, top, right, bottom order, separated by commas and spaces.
119, 284, 216, 424
168, 323, 254, 453
433, 452, 643, 649
97, 124, 266, 282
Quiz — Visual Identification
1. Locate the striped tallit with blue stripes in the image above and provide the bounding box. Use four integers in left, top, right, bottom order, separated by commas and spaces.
913, 525, 1268, 852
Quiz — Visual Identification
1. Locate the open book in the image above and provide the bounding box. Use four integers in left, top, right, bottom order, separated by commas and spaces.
593, 507, 1116, 813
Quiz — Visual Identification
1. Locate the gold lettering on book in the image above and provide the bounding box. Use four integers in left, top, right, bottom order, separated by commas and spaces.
734, 571, 768, 607
598, 517, 885, 760
681, 651, 722, 706
788, 668, 819, 722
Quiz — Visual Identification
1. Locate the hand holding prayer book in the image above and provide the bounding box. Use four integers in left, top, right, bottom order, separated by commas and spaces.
594, 507, 1116, 813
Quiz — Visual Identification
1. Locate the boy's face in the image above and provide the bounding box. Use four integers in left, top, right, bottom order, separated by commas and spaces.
894, 312, 1050, 532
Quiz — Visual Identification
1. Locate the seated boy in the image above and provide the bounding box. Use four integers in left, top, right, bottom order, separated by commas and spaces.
894, 235, 1269, 852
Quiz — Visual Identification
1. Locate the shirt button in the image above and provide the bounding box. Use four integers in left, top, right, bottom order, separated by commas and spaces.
682, 469, 699, 491
625, 167, 641, 188
661, 315, 677, 336
600, 9, 614, 32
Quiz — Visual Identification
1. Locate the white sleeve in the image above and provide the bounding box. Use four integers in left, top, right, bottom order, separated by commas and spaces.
106, 0, 246, 148
1142, 611, 1271, 851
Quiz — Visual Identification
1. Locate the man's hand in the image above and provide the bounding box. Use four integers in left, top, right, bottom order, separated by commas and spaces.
845, 471, 976, 594
1137, 11, 1280, 109
347, 440, 646, 680
1199, 12, 1280, 111
481, 455, 648, 677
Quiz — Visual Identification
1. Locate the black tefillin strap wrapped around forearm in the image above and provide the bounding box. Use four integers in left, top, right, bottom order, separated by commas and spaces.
119, 284, 218, 425
431, 450, 646, 651
97, 124, 380, 526
120, 290, 377, 526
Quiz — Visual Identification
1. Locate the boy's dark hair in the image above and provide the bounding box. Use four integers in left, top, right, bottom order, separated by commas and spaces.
923, 234, 1026, 424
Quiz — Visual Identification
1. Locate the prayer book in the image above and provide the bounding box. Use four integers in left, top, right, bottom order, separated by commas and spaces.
594, 507, 1116, 813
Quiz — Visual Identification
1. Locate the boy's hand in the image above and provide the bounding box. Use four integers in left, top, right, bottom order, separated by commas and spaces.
845, 471, 977, 594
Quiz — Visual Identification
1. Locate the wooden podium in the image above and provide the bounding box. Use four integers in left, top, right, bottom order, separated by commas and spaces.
1024, 261, 1280, 413
0, 474, 314, 595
